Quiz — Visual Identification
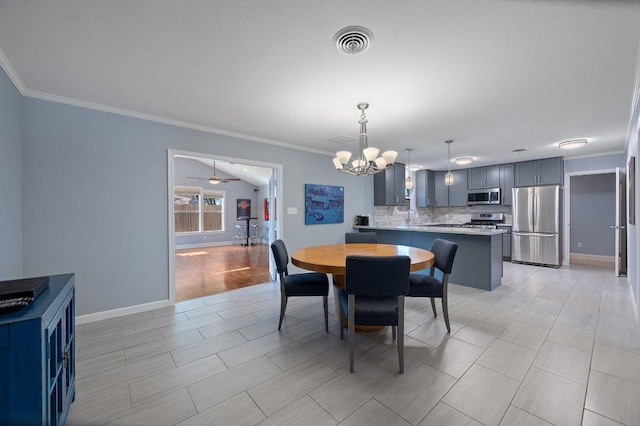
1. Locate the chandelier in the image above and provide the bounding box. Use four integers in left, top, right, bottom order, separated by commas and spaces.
332, 102, 397, 176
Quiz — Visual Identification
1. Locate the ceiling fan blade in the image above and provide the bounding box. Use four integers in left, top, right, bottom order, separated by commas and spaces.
187, 176, 208, 180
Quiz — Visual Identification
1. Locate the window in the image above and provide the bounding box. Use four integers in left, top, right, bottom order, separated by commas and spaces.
174, 186, 225, 233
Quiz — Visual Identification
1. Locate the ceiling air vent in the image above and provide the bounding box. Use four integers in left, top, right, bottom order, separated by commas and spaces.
328, 135, 356, 144
333, 26, 373, 55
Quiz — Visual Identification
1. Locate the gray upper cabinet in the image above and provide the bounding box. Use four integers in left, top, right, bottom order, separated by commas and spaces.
434, 170, 467, 206
514, 157, 563, 187
500, 163, 514, 205
374, 163, 406, 206
449, 169, 468, 206
434, 171, 449, 206
467, 165, 500, 189
415, 170, 435, 207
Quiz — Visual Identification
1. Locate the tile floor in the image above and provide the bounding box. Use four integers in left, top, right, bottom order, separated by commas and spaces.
68, 262, 639, 425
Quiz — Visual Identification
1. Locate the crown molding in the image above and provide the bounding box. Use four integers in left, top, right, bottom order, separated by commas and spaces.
22, 88, 334, 157
626, 44, 640, 147
0, 50, 333, 158
0, 47, 27, 95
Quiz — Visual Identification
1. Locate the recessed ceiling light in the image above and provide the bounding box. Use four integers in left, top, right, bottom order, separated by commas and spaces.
454, 157, 474, 165
558, 139, 587, 149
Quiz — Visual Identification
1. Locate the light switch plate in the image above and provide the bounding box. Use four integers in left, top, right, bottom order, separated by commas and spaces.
287, 207, 297, 215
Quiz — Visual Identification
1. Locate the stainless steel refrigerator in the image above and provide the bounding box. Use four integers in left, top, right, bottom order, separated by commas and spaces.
512, 185, 562, 267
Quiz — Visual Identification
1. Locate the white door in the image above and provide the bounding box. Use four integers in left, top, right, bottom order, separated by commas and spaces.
614, 167, 627, 276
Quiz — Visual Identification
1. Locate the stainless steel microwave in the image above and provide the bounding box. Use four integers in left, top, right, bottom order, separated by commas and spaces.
467, 188, 501, 205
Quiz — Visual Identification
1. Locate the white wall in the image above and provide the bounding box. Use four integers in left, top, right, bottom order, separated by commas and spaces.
19, 97, 372, 316
0, 66, 23, 279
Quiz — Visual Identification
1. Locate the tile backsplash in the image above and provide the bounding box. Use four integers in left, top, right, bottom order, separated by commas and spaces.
373, 204, 513, 226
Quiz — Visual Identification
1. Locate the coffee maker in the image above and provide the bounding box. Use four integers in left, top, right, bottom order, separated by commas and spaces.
354, 215, 369, 226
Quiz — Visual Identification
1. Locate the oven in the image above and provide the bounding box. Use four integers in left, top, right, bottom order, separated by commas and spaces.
467, 188, 501, 205
463, 213, 505, 229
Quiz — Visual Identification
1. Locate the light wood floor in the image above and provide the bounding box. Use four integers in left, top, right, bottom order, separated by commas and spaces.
69, 262, 640, 425
175, 244, 271, 302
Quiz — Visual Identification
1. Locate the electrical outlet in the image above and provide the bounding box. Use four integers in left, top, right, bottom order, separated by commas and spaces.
577, 242, 582, 248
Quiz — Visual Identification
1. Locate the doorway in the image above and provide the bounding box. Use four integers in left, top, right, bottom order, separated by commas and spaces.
564, 168, 627, 275
167, 149, 281, 304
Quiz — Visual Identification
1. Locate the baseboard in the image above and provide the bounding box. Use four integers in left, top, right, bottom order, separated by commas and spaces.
175, 241, 233, 249
569, 253, 615, 267
76, 299, 171, 325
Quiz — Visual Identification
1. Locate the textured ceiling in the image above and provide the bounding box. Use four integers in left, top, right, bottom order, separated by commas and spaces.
1, 0, 639, 171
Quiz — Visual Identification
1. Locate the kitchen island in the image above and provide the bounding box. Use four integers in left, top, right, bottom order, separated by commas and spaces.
354, 224, 506, 291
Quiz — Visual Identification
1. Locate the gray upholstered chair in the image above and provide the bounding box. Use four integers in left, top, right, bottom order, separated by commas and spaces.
270, 239, 329, 331
407, 238, 458, 333
339, 255, 411, 373
345, 232, 378, 244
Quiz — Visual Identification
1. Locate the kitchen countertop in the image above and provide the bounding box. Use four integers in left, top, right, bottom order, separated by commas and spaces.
354, 223, 507, 236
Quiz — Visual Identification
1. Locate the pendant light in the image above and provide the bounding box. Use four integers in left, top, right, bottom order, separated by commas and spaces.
405, 148, 414, 190
445, 140, 454, 185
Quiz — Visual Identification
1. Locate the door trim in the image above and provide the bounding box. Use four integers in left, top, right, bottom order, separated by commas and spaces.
563, 168, 617, 266
167, 149, 283, 304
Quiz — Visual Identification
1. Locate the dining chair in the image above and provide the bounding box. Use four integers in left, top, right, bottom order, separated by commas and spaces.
407, 238, 458, 333
345, 232, 378, 244
339, 255, 411, 373
270, 239, 330, 331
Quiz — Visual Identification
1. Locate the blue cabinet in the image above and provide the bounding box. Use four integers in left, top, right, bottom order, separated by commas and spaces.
415, 170, 435, 207
434, 170, 468, 206
374, 163, 406, 206
514, 157, 564, 187
0, 274, 75, 425
468, 165, 500, 189
500, 163, 514, 206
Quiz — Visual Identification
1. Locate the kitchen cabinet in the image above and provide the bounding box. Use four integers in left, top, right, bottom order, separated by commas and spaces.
434, 171, 449, 206
374, 162, 406, 206
0, 274, 76, 425
500, 163, 514, 206
467, 165, 500, 189
514, 157, 563, 187
415, 170, 436, 207
434, 170, 467, 207
449, 169, 468, 206
498, 225, 512, 260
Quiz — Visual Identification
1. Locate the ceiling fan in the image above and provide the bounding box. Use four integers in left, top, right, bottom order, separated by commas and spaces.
187, 161, 241, 185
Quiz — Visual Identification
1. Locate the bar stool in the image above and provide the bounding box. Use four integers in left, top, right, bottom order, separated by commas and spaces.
250, 223, 262, 245
233, 224, 247, 246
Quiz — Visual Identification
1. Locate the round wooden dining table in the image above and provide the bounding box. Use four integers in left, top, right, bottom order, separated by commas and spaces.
291, 243, 434, 330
